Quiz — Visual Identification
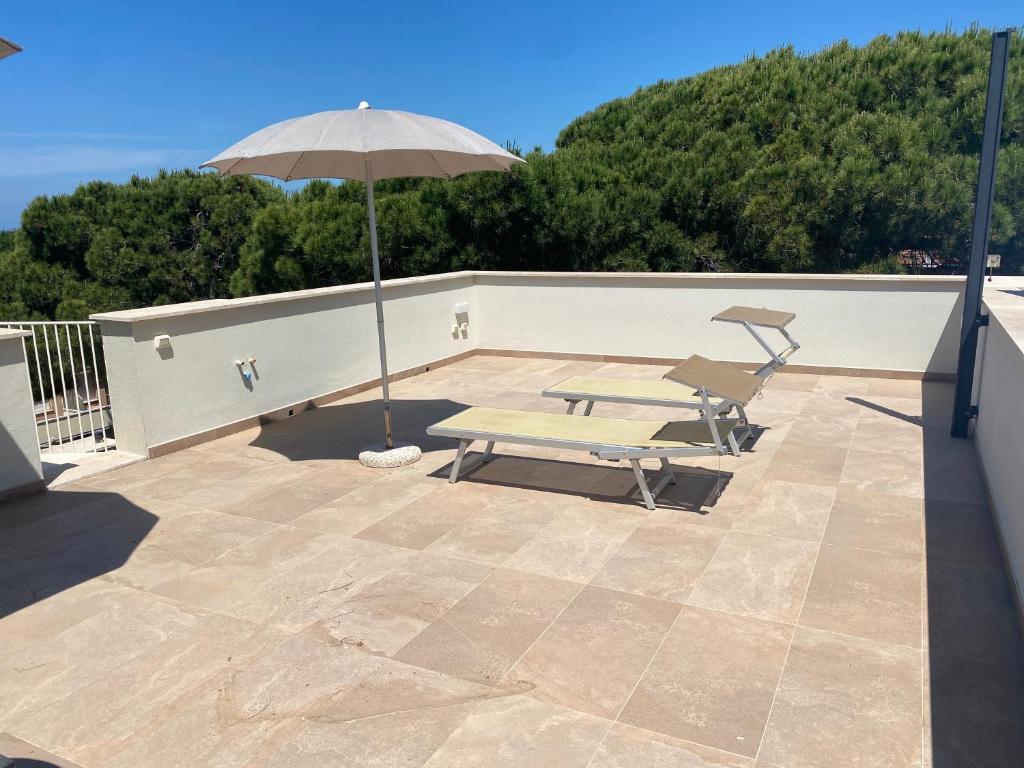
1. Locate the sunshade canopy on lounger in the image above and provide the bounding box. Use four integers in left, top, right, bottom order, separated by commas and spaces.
712, 305, 796, 329
664, 355, 763, 404
429, 407, 737, 448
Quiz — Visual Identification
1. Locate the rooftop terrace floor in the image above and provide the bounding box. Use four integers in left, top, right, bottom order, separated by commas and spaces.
1, 355, 1022, 767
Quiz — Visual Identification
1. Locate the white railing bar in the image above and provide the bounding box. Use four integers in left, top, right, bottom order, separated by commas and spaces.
52, 325, 76, 454
39, 324, 65, 453
26, 326, 55, 451
74, 324, 100, 452
87, 324, 108, 452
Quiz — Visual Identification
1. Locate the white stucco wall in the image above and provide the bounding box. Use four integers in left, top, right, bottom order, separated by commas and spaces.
93, 270, 966, 457
474, 273, 965, 374
0, 329, 44, 495
975, 281, 1024, 610
93, 273, 477, 455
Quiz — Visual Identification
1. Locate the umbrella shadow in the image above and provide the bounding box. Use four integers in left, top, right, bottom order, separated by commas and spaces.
245, 397, 470, 462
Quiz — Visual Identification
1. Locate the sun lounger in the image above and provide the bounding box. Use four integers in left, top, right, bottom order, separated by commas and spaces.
543, 354, 765, 454
426, 406, 740, 510
711, 305, 800, 377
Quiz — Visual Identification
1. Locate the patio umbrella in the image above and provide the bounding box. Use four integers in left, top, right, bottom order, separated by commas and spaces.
0, 37, 22, 60
201, 103, 523, 461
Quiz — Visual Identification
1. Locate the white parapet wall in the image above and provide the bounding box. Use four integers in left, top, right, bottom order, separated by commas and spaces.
0, 329, 44, 498
92, 273, 477, 457
93, 270, 966, 458
975, 280, 1024, 614
474, 272, 965, 374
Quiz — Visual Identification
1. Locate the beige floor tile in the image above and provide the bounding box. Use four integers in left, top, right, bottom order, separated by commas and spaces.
0, 591, 223, 727
221, 464, 371, 523
102, 509, 279, 590
849, 414, 924, 455
620, 606, 792, 758
591, 515, 725, 602
688, 532, 818, 624
310, 553, 490, 656
800, 544, 922, 647
289, 496, 400, 537
866, 378, 926, 398
355, 483, 491, 549
922, 499, 1001, 567
783, 415, 856, 450
501, 503, 643, 582
394, 568, 580, 686
841, 448, 924, 497
426, 497, 556, 566
822, 488, 923, 557
4, 613, 280, 759
260, 701, 476, 767
421, 694, 609, 768
237, 539, 415, 631
291, 476, 440, 537
156, 460, 314, 511
325, 657, 504, 720
509, 585, 680, 718
762, 443, 848, 487
921, 439, 988, 504
813, 375, 871, 395
591, 723, 754, 767
151, 529, 410, 626
731, 480, 836, 542
759, 627, 922, 768
767, 373, 820, 392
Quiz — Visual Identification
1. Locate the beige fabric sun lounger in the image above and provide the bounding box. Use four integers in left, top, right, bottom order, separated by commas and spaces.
712, 305, 800, 377
543, 355, 765, 455
427, 406, 740, 510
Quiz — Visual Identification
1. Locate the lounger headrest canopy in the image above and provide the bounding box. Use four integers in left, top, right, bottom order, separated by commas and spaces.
712, 306, 796, 329
663, 355, 763, 405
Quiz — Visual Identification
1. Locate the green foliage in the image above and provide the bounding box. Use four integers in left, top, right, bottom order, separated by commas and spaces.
1, 27, 1021, 320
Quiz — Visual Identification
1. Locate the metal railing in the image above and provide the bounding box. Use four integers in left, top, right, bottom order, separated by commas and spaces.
0, 321, 115, 454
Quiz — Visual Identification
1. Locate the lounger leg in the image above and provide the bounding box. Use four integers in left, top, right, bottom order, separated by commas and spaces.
726, 429, 741, 456
449, 439, 472, 483
582, 401, 594, 416
659, 457, 677, 484
482, 441, 495, 462
736, 404, 753, 445
565, 400, 579, 415
631, 460, 657, 511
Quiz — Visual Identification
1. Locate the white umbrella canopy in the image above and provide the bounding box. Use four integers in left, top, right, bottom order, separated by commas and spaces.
201, 103, 523, 462
201, 103, 522, 180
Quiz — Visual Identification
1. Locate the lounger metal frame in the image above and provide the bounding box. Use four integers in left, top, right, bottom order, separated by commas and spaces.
544, 384, 748, 456
428, 406, 737, 511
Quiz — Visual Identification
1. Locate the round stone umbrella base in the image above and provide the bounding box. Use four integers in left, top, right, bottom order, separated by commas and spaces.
358, 443, 422, 469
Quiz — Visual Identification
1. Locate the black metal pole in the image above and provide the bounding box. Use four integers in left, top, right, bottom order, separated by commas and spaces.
951, 30, 1011, 438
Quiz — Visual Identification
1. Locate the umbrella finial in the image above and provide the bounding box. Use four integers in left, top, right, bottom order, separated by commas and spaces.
358, 101, 371, 110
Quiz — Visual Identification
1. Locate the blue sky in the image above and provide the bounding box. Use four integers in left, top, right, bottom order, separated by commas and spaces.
0, 1, 1019, 228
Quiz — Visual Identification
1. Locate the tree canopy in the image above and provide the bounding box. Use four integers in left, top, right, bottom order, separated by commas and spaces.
2, 27, 1021, 321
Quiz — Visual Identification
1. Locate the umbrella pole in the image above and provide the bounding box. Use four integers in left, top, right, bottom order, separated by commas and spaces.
365, 165, 394, 449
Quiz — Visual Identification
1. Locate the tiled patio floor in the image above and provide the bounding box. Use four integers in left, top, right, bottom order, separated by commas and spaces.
1, 355, 1022, 767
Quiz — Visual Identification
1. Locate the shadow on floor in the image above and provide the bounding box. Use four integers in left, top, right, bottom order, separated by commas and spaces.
429, 452, 734, 514
0, 490, 157, 621
246, 397, 468, 462
851, 384, 1024, 766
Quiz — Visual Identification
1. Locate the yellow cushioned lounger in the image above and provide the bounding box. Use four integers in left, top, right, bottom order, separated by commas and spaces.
544, 354, 764, 455
427, 406, 739, 510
